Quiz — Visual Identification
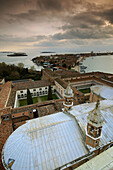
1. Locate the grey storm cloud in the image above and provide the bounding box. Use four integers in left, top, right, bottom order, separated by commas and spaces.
1, 0, 113, 51
96, 8, 113, 24
0, 0, 98, 23
52, 29, 111, 40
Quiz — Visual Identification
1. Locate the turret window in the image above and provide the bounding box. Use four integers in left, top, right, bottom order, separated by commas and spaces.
96, 129, 100, 137
90, 126, 94, 136
95, 141, 98, 144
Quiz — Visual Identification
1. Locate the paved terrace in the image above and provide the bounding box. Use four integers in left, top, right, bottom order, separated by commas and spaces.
76, 146, 113, 170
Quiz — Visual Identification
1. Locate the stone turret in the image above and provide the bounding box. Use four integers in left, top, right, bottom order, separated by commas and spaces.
63, 82, 73, 112
86, 100, 104, 147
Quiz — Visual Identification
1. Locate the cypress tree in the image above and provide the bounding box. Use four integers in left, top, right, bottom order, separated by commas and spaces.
27, 88, 33, 105
48, 85, 53, 100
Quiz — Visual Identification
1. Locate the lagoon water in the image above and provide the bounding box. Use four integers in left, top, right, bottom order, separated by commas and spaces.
0, 52, 43, 71
82, 55, 113, 74
0, 52, 113, 73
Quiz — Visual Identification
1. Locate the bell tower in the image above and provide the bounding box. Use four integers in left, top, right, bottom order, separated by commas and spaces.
63, 82, 73, 112
86, 100, 104, 147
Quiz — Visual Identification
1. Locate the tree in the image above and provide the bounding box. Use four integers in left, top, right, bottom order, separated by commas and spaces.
30, 66, 36, 71
10, 71, 20, 80
68, 65, 71, 70
48, 85, 53, 100
27, 89, 33, 105
18, 62, 24, 68
62, 63, 67, 68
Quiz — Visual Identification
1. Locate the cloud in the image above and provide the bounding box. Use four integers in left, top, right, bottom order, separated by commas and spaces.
0, 34, 46, 42
52, 25, 113, 40
1, 0, 113, 52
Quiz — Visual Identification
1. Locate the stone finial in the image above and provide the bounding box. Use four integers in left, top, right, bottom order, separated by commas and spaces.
64, 81, 73, 97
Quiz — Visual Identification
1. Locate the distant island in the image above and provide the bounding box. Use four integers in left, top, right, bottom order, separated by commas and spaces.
7, 52, 28, 57
0, 51, 14, 53
40, 51, 56, 53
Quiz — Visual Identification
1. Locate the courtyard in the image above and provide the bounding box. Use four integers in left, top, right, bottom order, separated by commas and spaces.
19, 94, 58, 107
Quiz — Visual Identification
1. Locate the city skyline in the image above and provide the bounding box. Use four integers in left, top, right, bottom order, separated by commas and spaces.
0, 0, 113, 53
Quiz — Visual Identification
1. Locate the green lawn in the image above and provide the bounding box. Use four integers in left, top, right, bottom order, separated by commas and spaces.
19, 94, 58, 107
79, 88, 90, 94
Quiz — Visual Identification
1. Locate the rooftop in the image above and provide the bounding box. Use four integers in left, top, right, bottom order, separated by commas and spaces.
0, 81, 12, 108
13, 80, 54, 91
70, 100, 113, 150
90, 85, 113, 100
2, 100, 113, 169
2, 112, 88, 169
76, 146, 113, 170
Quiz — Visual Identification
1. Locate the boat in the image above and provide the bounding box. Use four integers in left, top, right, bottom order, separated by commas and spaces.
80, 66, 87, 69
7, 52, 27, 57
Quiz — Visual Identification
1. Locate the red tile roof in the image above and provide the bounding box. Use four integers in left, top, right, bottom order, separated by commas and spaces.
13, 80, 54, 91
0, 81, 12, 108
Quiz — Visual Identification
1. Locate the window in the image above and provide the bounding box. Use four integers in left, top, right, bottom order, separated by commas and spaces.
2, 116, 9, 120
90, 126, 94, 132
12, 115, 15, 118
20, 91, 23, 93
45, 87, 47, 89
18, 95, 20, 99
22, 113, 24, 116
96, 129, 100, 137
37, 92, 39, 96
95, 141, 98, 144
33, 89, 36, 91
90, 126, 94, 136
39, 88, 42, 90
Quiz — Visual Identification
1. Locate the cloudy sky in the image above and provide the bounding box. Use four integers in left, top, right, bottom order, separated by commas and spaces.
0, 0, 113, 53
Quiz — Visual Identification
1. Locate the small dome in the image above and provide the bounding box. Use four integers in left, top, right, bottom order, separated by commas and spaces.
90, 85, 113, 100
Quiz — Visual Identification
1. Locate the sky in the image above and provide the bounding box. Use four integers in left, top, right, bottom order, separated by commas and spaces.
0, 0, 113, 53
